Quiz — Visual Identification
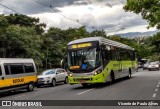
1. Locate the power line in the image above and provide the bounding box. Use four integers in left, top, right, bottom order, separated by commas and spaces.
0, 3, 51, 28
0, 3, 22, 15
0, 1, 97, 31
32, 0, 84, 26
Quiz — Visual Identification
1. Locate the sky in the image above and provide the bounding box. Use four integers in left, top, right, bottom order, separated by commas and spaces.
0, 0, 157, 35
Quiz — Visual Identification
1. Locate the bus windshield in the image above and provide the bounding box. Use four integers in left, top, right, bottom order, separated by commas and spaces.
68, 47, 101, 72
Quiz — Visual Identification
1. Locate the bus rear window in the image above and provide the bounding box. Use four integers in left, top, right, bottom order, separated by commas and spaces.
24, 63, 35, 73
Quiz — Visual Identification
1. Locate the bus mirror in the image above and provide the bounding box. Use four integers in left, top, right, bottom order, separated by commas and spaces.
60, 59, 64, 66
61, 55, 68, 70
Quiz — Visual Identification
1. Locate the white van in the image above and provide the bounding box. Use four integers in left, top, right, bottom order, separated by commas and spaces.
0, 58, 37, 93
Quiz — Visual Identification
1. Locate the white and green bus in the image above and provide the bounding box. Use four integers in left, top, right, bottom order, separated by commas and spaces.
66, 37, 137, 87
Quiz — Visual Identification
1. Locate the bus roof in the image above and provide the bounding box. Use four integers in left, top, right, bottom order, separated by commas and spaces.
0, 58, 34, 64
67, 36, 134, 50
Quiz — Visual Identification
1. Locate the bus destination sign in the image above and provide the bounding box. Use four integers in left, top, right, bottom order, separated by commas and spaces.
71, 43, 92, 49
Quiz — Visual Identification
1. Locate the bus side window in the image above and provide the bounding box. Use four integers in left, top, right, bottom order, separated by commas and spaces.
4, 64, 10, 75
24, 63, 35, 73
102, 45, 111, 60
111, 47, 117, 60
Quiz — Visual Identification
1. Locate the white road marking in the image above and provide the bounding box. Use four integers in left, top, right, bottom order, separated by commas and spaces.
77, 88, 94, 95
153, 93, 156, 98
157, 85, 159, 87
155, 89, 158, 92
14, 95, 25, 98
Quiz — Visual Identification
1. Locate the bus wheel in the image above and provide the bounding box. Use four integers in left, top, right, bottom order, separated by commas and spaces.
27, 83, 34, 92
110, 71, 115, 83
81, 83, 88, 87
127, 69, 131, 79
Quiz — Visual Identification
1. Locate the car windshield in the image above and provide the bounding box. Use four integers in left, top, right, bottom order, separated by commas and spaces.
68, 47, 101, 71
150, 62, 159, 65
41, 70, 55, 75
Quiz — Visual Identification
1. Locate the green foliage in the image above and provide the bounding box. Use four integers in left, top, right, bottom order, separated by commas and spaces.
150, 32, 160, 52
90, 30, 107, 37
147, 54, 160, 61
5, 14, 46, 34
1, 13, 159, 71
124, 0, 160, 29
0, 25, 44, 64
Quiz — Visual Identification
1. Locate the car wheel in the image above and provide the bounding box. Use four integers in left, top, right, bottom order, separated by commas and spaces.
64, 77, 68, 84
27, 83, 34, 92
51, 79, 56, 87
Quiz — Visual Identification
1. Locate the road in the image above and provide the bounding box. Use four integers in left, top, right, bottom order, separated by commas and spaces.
1, 69, 160, 109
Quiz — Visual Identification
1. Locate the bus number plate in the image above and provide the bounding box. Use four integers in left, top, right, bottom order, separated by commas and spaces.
80, 80, 86, 83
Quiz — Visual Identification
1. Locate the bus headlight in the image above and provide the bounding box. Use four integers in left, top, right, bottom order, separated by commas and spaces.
94, 69, 102, 76
67, 71, 73, 77
69, 73, 72, 77
94, 72, 98, 75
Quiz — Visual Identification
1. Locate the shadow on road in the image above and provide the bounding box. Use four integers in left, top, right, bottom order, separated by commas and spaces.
0, 82, 66, 98
71, 76, 134, 90
37, 82, 65, 88
0, 90, 31, 98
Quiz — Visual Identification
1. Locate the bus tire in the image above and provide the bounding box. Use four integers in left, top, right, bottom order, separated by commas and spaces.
51, 79, 56, 87
127, 69, 132, 79
27, 82, 34, 92
110, 71, 115, 83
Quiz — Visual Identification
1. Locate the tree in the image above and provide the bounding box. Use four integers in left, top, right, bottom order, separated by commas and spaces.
150, 32, 160, 53
0, 25, 44, 65
5, 14, 46, 34
90, 30, 107, 37
124, 0, 160, 29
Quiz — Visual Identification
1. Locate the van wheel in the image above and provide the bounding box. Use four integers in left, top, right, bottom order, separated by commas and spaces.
64, 77, 68, 84
27, 83, 34, 92
51, 79, 56, 87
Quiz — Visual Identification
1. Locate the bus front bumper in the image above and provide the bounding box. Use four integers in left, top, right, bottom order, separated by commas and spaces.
68, 74, 105, 84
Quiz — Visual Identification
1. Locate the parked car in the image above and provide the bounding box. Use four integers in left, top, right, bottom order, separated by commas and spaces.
148, 61, 160, 71
36, 68, 68, 87
143, 61, 150, 70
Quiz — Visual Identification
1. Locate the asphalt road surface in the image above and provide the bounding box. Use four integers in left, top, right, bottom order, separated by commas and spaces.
1, 69, 160, 109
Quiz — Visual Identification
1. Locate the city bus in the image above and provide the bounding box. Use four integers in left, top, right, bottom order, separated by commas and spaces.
66, 37, 137, 87
0, 58, 37, 93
